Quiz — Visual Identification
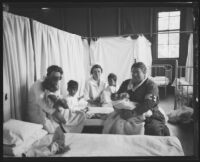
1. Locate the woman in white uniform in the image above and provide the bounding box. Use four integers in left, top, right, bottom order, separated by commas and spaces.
84, 64, 107, 107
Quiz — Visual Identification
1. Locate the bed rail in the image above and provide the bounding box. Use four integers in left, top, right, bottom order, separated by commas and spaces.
174, 60, 193, 109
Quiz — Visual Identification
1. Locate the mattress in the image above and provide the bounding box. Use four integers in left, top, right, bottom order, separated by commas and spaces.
49, 133, 184, 157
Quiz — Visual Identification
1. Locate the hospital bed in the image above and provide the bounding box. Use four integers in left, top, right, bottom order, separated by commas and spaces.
3, 108, 184, 157
173, 60, 193, 110
4, 132, 184, 157
148, 64, 173, 97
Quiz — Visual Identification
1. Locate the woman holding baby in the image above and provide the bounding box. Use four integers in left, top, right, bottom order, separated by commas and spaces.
103, 62, 170, 136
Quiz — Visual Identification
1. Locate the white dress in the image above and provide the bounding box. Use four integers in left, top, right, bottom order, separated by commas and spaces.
84, 77, 107, 104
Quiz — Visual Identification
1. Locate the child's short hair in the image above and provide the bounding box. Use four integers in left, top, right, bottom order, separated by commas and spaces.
67, 80, 78, 90
108, 73, 117, 82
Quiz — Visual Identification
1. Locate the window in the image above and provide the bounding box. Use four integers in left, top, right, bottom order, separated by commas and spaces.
157, 11, 181, 58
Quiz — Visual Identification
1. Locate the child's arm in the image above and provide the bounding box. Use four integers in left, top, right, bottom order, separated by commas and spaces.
52, 110, 66, 124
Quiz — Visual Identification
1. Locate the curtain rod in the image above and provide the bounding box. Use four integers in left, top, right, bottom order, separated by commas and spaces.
81, 30, 194, 39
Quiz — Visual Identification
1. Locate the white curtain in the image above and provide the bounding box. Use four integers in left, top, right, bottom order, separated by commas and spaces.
82, 39, 91, 80
185, 34, 193, 85
32, 21, 86, 97
90, 36, 152, 86
90, 37, 136, 86
3, 12, 35, 120
133, 35, 152, 76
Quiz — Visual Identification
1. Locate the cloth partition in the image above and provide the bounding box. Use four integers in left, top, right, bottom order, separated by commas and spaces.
32, 21, 87, 97
90, 36, 152, 86
133, 35, 152, 76
90, 37, 136, 86
185, 34, 193, 85
3, 12, 35, 120
82, 39, 91, 80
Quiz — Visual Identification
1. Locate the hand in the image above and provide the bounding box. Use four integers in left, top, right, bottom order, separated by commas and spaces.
78, 95, 84, 101
88, 98, 101, 106
111, 93, 119, 101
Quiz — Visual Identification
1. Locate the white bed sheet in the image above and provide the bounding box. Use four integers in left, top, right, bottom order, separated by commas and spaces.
86, 107, 114, 115
150, 76, 170, 86
3, 129, 48, 157
46, 133, 184, 157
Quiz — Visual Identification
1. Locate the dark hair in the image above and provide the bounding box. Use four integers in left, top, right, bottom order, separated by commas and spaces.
67, 80, 78, 90
47, 65, 63, 76
131, 62, 147, 74
108, 73, 117, 82
90, 64, 103, 74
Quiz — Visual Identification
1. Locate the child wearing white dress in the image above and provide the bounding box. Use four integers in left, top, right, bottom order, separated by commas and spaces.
101, 73, 119, 106
65, 80, 88, 112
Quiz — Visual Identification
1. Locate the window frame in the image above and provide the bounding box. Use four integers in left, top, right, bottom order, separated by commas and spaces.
155, 8, 182, 59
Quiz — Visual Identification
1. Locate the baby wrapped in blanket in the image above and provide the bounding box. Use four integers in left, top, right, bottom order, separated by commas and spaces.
102, 93, 152, 135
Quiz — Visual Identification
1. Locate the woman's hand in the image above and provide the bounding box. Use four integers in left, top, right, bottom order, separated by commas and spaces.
111, 93, 119, 101
88, 98, 101, 106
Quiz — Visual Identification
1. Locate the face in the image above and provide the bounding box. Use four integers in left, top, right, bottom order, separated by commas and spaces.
92, 68, 102, 81
47, 71, 62, 91
68, 88, 78, 97
131, 68, 145, 84
108, 78, 116, 86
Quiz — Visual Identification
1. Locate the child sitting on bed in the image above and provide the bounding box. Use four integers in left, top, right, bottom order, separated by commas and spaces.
101, 73, 120, 106
106, 73, 119, 94
65, 80, 88, 112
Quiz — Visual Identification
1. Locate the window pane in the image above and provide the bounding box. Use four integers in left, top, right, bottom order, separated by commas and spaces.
158, 45, 168, 58
169, 45, 179, 58
169, 33, 180, 44
169, 16, 180, 30
158, 12, 169, 18
158, 33, 168, 44
169, 11, 180, 16
158, 17, 169, 30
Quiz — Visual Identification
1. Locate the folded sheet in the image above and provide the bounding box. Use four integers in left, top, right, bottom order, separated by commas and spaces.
51, 133, 184, 157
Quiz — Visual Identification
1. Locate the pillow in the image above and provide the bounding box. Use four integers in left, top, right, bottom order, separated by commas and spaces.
3, 129, 48, 157
3, 119, 43, 146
